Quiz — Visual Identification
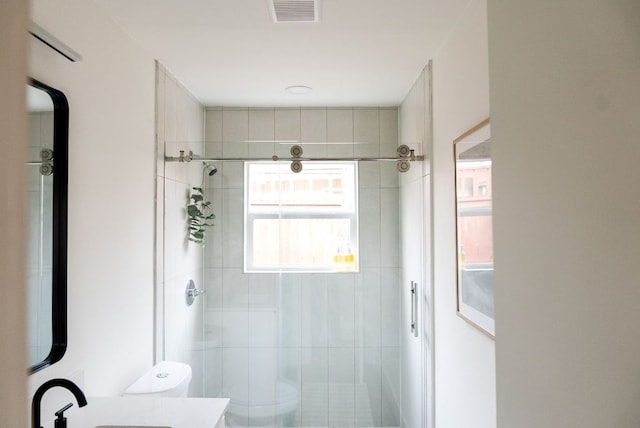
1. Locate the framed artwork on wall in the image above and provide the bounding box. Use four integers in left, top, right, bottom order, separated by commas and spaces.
454, 118, 494, 337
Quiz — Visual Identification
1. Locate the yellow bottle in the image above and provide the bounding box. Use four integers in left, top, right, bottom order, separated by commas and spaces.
345, 248, 355, 271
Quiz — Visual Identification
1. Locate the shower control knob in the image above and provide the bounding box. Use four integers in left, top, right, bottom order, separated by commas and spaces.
189, 288, 205, 297
185, 280, 206, 306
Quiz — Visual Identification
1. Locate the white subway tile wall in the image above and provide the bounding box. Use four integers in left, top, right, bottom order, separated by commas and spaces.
201, 107, 401, 427
156, 64, 206, 397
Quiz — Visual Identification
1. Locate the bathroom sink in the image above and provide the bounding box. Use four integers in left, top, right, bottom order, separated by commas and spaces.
59, 397, 228, 428
96, 426, 171, 428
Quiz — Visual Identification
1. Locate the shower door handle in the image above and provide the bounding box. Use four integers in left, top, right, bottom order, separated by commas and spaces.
410, 281, 418, 337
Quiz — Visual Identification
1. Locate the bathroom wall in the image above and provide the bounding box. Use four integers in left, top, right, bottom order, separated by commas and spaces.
0, 0, 29, 425
488, 1, 640, 427
155, 63, 206, 396
201, 107, 402, 427
28, 0, 156, 404
431, 0, 496, 427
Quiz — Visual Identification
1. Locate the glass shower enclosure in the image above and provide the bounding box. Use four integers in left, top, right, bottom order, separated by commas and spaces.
156, 81, 408, 427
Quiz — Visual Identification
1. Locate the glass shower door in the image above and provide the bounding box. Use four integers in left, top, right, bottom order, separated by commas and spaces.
202, 158, 402, 427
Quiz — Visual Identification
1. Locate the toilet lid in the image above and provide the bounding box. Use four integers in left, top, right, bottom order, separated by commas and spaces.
124, 361, 192, 395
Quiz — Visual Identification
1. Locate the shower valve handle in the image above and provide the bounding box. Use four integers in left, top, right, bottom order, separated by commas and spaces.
187, 288, 206, 298
185, 279, 205, 306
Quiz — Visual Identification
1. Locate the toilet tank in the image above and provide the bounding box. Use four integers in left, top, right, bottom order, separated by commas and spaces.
123, 361, 192, 397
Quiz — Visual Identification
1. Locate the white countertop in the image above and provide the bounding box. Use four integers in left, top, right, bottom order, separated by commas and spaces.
53, 396, 229, 428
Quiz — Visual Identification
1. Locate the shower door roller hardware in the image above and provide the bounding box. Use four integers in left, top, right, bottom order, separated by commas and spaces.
290, 144, 303, 158
397, 144, 411, 157
410, 281, 418, 337
40, 148, 54, 176
397, 159, 411, 173
40, 148, 54, 161
185, 279, 206, 306
40, 163, 54, 176
25, 148, 55, 175
290, 159, 303, 173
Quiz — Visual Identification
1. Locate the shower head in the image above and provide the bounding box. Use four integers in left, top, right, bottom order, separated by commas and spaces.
204, 163, 217, 176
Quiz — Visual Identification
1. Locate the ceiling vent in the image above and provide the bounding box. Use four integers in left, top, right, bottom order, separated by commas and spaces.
270, 0, 319, 23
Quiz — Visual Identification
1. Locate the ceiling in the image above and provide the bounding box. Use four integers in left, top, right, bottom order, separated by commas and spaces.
95, 0, 471, 107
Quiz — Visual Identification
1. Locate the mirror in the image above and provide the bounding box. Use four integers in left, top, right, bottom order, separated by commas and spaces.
26, 78, 69, 373
454, 118, 494, 337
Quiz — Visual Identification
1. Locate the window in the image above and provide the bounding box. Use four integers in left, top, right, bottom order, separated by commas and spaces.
478, 181, 488, 196
245, 162, 358, 272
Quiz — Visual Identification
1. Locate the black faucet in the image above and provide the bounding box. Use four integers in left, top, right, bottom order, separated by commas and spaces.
32, 378, 88, 428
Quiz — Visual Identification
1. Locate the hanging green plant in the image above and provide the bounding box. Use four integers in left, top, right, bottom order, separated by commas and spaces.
187, 187, 215, 245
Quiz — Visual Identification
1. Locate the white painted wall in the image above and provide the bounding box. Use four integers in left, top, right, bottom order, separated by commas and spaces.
0, 0, 29, 425
27, 0, 156, 413
487, 1, 640, 427
431, 0, 496, 427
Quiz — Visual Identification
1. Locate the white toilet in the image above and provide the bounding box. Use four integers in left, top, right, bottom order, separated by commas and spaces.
123, 361, 192, 397
227, 380, 299, 426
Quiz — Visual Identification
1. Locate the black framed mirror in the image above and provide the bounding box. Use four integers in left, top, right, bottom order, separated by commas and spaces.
26, 78, 68, 373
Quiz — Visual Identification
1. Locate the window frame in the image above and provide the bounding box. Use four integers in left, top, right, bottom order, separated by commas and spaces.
244, 161, 359, 273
